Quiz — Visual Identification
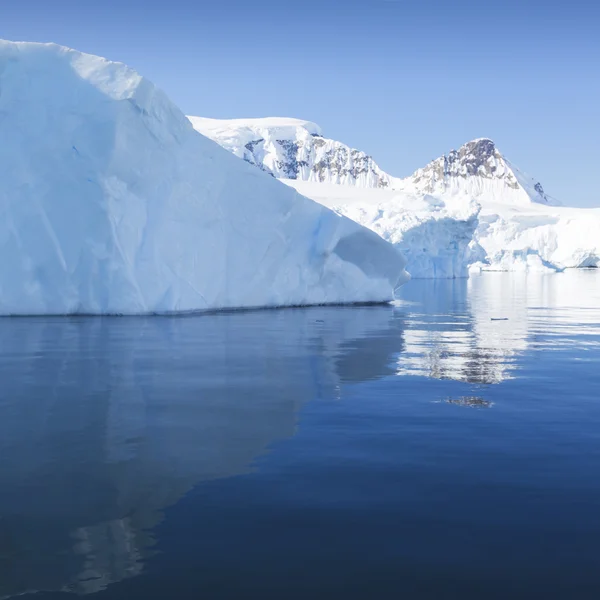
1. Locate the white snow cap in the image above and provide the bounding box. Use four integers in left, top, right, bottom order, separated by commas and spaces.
189, 116, 323, 138
0, 40, 408, 315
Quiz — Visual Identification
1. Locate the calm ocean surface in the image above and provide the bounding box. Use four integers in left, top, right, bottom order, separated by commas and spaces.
1, 271, 600, 599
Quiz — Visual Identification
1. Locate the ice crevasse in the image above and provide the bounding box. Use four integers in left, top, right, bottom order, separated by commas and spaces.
0, 40, 408, 315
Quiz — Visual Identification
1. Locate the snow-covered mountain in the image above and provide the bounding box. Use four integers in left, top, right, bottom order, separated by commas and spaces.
399, 138, 561, 207
0, 41, 408, 315
189, 117, 398, 188
189, 118, 557, 207
400, 139, 600, 271
192, 116, 599, 274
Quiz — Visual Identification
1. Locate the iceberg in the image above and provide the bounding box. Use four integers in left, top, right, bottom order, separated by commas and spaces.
0, 41, 408, 315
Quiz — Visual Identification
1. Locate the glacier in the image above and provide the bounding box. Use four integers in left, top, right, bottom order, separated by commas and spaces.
0, 40, 409, 315
190, 116, 599, 276
284, 181, 484, 279
473, 202, 600, 272
190, 117, 484, 278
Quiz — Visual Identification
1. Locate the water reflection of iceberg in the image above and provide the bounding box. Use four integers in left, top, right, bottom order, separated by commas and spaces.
0, 306, 405, 598
395, 271, 600, 384
395, 277, 522, 383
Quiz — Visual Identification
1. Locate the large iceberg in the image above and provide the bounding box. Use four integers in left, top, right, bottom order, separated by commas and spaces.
0, 41, 408, 315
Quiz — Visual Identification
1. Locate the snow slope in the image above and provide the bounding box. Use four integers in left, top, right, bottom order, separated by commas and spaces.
284, 181, 484, 279
189, 116, 397, 188
0, 41, 408, 315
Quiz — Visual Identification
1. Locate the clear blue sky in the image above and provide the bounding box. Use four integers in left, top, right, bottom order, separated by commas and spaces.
2, 0, 599, 206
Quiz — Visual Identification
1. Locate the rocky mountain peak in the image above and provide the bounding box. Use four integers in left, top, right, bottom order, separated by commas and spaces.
411, 138, 508, 186
188, 118, 558, 205
189, 116, 396, 188
450, 138, 498, 169
403, 138, 558, 204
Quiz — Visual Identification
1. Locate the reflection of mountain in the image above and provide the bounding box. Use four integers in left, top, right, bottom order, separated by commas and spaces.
0, 306, 405, 598
396, 271, 600, 384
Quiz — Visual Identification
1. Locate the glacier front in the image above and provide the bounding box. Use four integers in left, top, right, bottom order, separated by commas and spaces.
284, 181, 484, 279
473, 202, 600, 272
0, 41, 409, 315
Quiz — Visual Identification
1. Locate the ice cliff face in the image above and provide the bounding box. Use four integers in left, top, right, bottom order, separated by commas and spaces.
473, 204, 600, 272
0, 41, 408, 315
284, 182, 484, 279
189, 117, 397, 188
366, 196, 485, 280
